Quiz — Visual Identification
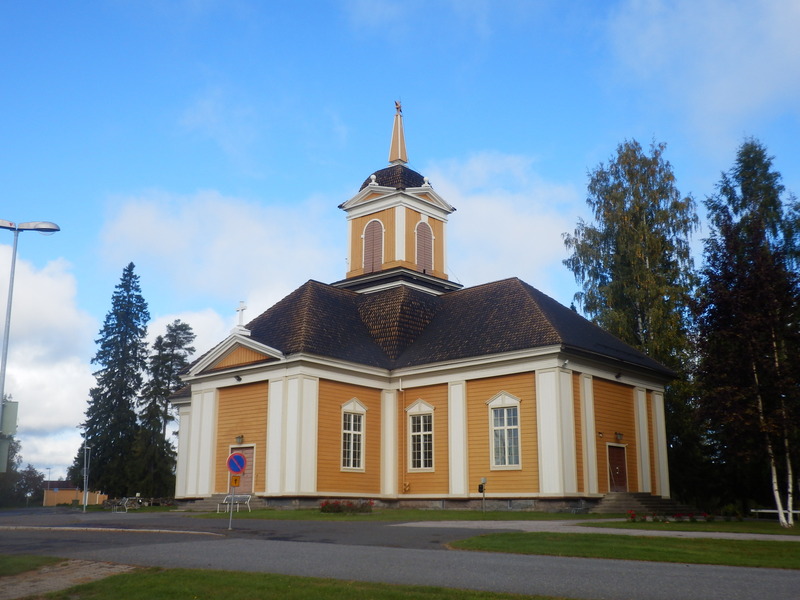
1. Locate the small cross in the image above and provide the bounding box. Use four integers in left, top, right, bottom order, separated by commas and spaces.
236, 301, 247, 327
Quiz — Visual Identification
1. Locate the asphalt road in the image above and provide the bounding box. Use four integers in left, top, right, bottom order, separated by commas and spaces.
1, 508, 799, 600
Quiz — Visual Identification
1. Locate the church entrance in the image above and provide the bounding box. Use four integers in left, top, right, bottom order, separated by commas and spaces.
608, 445, 628, 492
231, 446, 254, 493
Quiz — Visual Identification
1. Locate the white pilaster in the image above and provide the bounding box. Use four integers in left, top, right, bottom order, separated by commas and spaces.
266, 378, 285, 494
175, 404, 191, 497
536, 369, 563, 494
559, 369, 577, 493
652, 391, 670, 498
186, 389, 216, 496
580, 374, 598, 494
299, 376, 319, 494
381, 390, 398, 495
395, 205, 406, 263
635, 388, 651, 493
448, 381, 468, 495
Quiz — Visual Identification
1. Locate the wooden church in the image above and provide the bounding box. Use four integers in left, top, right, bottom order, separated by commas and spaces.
173, 105, 674, 510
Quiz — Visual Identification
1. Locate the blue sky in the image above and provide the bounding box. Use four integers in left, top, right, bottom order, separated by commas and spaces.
1, 0, 798, 480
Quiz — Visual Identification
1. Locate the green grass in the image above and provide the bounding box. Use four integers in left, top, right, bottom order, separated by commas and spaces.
197, 508, 617, 521
38, 566, 566, 600
451, 532, 800, 569
582, 519, 800, 535
0, 554, 63, 577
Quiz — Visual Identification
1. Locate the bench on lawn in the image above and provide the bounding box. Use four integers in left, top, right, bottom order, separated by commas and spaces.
112, 497, 137, 513
751, 508, 800, 519
217, 494, 252, 513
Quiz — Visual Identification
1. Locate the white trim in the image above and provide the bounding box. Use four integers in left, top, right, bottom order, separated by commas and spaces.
406, 400, 435, 472
341, 398, 367, 472
536, 370, 562, 493
175, 404, 191, 497
487, 391, 522, 470
635, 388, 651, 493
395, 205, 405, 263
186, 335, 284, 377
448, 381, 468, 496
652, 391, 670, 498
559, 369, 577, 493
580, 374, 598, 494
266, 378, 285, 494
340, 186, 455, 220
381, 390, 398, 495
299, 376, 318, 494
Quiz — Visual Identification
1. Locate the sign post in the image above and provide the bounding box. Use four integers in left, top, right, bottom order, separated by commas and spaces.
226, 452, 247, 531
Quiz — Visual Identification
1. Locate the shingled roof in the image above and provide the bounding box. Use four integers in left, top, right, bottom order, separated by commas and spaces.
359, 164, 426, 191
234, 278, 673, 378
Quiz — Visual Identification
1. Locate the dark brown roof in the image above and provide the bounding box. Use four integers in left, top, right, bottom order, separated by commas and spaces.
359, 164, 426, 191
231, 278, 673, 378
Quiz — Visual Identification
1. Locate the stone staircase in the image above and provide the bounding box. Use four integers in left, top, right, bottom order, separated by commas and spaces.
591, 492, 698, 516
175, 494, 268, 512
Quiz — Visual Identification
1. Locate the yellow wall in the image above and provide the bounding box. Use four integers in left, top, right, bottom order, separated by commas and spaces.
317, 380, 381, 494
466, 373, 538, 493
215, 382, 268, 493
398, 384, 450, 495
43, 488, 107, 506
593, 378, 637, 494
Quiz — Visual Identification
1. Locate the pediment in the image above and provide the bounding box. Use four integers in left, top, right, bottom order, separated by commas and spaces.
188, 334, 284, 376
339, 186, 455, 219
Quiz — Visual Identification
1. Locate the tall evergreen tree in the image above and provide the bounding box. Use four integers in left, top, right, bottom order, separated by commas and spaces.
563, 139, 703, 503
79, 263, 150, 497
696, 139, 799, 527
133, 319, 195, 497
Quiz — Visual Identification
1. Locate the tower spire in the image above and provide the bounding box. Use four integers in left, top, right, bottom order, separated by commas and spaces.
388, 100, 408, 165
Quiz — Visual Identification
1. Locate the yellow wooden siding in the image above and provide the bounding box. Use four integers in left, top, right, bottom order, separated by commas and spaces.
317, 380, 381, 494
593, 379, 637, 494
215, 382, 268, 493
346, 210, 397, 278
210, 346, 273, 371
572, 372, 584, 493
466, 373, 538, 493
398, 384, 450, 494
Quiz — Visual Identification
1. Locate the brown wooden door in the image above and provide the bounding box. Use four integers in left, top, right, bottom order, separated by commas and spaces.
231, 446, 254, 493
608, 446, 628, 492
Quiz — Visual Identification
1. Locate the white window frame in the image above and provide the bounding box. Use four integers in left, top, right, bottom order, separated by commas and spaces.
486, 392, 522, 470
406, 399, 435, 472
341, 398, 367, 472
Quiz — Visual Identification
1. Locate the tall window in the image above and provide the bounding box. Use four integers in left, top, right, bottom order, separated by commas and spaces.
410, 414, 433, 469
415, 221, 433, 273
487, 392, 521, 469
342, 412, 363, 469
363, 220, 383, 273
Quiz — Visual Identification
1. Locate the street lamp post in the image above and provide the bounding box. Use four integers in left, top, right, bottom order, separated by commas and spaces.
0, 220, 60, 436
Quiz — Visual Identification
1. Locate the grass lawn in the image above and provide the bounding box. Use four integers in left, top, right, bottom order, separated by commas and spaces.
196, 508, 618, 521
450, 532, 800, 569
14, 566, 567, 600
0, 555, 63, 577
582, 519, 800, 536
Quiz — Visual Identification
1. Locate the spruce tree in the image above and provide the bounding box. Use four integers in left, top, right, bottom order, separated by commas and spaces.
80, 263, 150, 497
696, 139, 800, 526
133, 319, 195, 497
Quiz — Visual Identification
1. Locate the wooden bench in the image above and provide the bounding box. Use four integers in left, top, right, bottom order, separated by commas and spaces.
217, 494, 252, 513
751, 508, 800, 519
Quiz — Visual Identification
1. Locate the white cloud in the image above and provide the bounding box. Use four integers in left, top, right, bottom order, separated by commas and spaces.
0, 249, 95, 478
426, 152, 581, 305
607, 0, 800, 147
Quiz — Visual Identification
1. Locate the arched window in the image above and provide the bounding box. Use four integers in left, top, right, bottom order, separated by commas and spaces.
415, 221, 433, 273
363, 220, 383, 274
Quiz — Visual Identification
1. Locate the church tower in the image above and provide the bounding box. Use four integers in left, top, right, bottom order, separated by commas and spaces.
335, 103, 460, 295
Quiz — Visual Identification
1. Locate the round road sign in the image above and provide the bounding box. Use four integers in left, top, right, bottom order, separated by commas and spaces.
227, 452, 247, 474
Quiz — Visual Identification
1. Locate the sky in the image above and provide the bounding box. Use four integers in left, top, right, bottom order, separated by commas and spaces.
1, 0, 798, 482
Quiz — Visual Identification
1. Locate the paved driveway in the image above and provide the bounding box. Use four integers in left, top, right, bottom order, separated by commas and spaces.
1, 509, 799, 600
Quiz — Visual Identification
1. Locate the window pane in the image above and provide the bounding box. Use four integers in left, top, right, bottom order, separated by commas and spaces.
494, 429, 506, 465
507, 428, 520, 465
506, 407, 518, 427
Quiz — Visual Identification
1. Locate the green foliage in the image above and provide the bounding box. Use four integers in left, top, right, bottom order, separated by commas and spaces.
80, 263, 150, 497
133, 319, 195, 498
695, 139, 800, 512
563, 139, 698, 368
